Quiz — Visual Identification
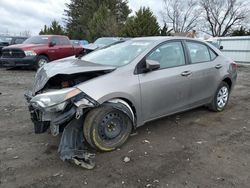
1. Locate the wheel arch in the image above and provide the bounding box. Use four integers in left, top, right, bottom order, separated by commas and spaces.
104, 97, 137, 128
38, 53, 50, 61
222, 77, 232, 91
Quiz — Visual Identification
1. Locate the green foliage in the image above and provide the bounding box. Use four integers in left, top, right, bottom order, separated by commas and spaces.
64, 0, 131, 40
160, 23, 173, 36
39, 20, 65, 35
231, 26, 250, 36
89, 5, 119, 40
122, 7, 160, 37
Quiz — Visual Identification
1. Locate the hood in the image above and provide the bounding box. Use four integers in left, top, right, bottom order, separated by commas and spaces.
3, 43, 47, 50
82, 43, 105, 51
32, 57, 116, 94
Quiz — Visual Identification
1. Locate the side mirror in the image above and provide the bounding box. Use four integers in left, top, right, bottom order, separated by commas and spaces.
219, 46, 223, 50
49, 41, 56, 47
146, 59, 160, 71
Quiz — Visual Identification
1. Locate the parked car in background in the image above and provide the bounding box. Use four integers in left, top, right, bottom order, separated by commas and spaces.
25, 37, 237, 168
0, 36, 27, 56
70, 40, 80, 46
82, 37, 129, 54
1, 35, 83, 69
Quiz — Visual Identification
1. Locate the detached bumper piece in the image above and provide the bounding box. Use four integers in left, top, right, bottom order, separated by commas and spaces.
58, 117, 95, 169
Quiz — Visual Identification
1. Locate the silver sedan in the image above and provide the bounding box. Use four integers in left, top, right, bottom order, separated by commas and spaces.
25, 37, 237, 167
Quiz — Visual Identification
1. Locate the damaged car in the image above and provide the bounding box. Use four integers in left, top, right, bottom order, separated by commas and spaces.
25, 37, 237, 169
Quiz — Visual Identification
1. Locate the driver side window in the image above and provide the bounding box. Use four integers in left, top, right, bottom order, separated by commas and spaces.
147, 42, 186, 69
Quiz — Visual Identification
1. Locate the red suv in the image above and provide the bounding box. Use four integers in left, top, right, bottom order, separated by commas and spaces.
1, 35, 83, 69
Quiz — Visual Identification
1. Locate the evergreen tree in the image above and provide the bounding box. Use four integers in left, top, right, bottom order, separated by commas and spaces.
160, 23, 173, 36
231, 26, 250, 36
39, 20, 65, 35
64, 0, 131, 40
122, 7, 160, 37
89, 5, 119, 40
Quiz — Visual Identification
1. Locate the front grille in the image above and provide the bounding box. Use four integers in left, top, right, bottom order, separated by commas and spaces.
2, 49, 25, 58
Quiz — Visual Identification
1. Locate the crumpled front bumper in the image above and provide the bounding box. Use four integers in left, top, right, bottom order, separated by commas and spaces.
24, 91, 96, 169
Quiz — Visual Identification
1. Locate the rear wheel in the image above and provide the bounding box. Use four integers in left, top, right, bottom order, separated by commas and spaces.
209, 81, 230, 112
35, 55, 49, 70
84, 106, 132, 151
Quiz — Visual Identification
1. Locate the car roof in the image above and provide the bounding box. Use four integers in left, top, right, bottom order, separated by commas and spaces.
0, 36, 27, 38
37, 35, 68, 38
131, 36, 205, 43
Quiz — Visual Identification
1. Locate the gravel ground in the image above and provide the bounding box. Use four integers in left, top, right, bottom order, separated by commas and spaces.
0, 66, 250, 188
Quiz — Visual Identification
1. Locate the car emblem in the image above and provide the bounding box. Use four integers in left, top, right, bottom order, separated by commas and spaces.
9, 50, 12, 55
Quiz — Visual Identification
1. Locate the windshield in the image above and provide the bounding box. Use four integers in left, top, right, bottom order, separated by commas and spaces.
82, 40, 152, 66
94, 38, 118, 46
23, 36, 48, 44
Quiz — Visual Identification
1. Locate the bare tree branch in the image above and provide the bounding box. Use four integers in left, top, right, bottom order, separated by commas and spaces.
200, 0, 248, 36
161, 0, 199, 33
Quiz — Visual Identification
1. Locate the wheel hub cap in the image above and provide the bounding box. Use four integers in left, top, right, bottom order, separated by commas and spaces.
99, 112, 123, 140
217, 86, 229, 108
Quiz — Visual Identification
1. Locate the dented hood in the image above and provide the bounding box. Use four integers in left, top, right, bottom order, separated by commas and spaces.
32, 57, 116, 94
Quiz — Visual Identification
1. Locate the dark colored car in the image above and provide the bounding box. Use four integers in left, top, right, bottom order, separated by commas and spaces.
82, 37, 129, 54
0, 36, 27, 56
1, 35, 83, 69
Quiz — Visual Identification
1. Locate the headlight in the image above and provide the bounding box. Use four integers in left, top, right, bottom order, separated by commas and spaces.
24, 50, 37, 56
30, 88, 82, 112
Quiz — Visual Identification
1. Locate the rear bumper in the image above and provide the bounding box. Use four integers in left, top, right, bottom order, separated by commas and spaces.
1, 56, 37, 67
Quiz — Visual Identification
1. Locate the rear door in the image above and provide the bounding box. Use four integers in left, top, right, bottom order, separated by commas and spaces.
138, 40, 192, 122
59, 36, 75, 58
184, 40, 221, 106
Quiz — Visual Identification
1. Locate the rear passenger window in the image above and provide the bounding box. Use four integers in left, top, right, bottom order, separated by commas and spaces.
61, 37, 71, 45
209, 48, 217, 60
186, 42, 210, 64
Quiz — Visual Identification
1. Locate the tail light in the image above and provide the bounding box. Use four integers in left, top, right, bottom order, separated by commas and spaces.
230, 62, 237, 73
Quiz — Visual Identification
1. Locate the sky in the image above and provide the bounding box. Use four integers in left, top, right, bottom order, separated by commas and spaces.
0, 0, 164, 36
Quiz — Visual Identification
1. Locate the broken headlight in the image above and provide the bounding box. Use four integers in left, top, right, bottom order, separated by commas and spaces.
30, 88, 82, 112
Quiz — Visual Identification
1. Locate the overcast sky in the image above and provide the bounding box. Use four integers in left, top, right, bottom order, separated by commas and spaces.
0, 0, 164, 36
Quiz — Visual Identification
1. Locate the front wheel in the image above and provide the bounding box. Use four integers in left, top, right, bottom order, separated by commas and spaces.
35, 55, 49, 70
83, 106, 132, 151
209, 81, 230, 112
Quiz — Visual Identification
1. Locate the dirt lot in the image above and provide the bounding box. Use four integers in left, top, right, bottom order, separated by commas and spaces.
0, 66, 250, 188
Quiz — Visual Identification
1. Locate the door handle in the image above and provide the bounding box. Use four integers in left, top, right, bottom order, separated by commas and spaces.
215, 64, 223, 69
181, 71, 192, 77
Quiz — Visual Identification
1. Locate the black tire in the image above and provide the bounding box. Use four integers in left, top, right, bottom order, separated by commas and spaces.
35, 55, 49, 70
83, 106, 132, 151
209, 81, 230, 112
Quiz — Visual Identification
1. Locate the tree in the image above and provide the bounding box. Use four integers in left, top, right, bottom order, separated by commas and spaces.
231, 26, 250, 36
199, 0, 249, 36
161, 0, 199, 33
64, 0, 131, 40
122, 7, 160, 37
88, 5, 119, 40
160, 23, 173, 36
39, 20, 65, 35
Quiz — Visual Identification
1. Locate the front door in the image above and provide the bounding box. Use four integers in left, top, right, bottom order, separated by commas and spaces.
138, 41, 192, 122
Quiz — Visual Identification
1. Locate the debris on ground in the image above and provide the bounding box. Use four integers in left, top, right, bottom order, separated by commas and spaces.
58, 118, 95, 170
142, 140, 150, 144
128, 150, 134, 153
130, 132, 138, 137
6, 148, 13, 151
13, 156, 19, 159
52, 172, 62, 177
196, 140, 207, 144
123, 156, 131, 163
